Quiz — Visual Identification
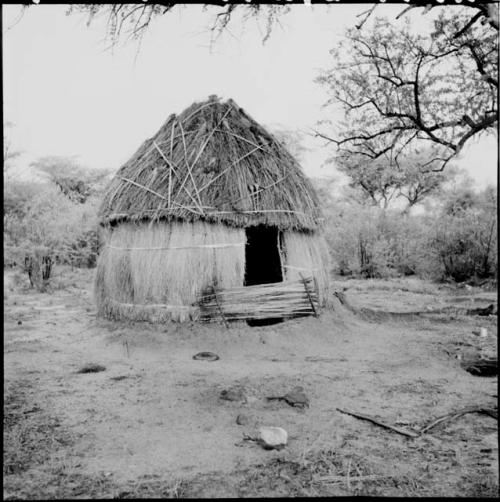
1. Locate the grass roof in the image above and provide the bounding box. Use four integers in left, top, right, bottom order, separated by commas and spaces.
98, 96, 323, 231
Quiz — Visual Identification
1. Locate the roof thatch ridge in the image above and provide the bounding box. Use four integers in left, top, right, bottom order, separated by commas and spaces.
99, 96, 324, 231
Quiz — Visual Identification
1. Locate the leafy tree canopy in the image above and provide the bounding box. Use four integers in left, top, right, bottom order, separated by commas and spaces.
336, 147, 452, 210
315, 4, 498, 171
31, 156, 111, 204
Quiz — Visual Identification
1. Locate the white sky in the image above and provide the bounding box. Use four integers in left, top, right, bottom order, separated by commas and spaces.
3, 3, 498, 188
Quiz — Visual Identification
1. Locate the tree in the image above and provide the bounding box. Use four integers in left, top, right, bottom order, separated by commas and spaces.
66, 3, 290, 49
315, 4, 498, 171
4, 179, 103, 287
430, 185, 497, 282
336, 149, 450, 210
337, 156, 401, 209
272, 128, 310, 162
4, 158, 109, 285
31, 156, 111, 204
442, 185, 477, 216
64, 3, 497, 172
3, 121, 22, 174
4, 184, 77, 289
3, 180, 39, 218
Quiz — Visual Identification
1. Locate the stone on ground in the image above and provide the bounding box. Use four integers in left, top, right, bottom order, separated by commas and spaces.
258, 426, 288, 450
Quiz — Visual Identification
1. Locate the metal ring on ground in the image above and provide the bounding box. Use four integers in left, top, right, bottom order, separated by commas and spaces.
192, 351, 220, 361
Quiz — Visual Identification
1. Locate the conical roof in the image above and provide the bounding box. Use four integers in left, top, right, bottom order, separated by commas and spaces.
99, 96, 323, 231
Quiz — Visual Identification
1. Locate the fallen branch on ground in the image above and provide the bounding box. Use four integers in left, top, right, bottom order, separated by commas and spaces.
337, 406, 498, 438
418, 407, 498, 434
336, 408, 420, 438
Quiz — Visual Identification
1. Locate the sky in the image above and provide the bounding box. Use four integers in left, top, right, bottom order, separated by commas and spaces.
3, 3, 498, 189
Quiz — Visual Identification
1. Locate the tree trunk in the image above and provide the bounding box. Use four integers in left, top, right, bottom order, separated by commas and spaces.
24, 253, 53, 291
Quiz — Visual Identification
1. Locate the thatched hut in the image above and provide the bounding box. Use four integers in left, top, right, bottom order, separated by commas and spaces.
95, 96, 330, 322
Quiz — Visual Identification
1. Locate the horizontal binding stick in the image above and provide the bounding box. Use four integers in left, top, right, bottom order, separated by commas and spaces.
106, 243, 245, 251
204, 209, 309, 216
284, 265, 319, 271
108, 298, 192, 310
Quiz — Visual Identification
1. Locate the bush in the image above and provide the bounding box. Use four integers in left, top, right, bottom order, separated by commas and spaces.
323, 185, 497, 284
427, 201, 497, 282
4, 181, 101, 290
325, 203, 423, 278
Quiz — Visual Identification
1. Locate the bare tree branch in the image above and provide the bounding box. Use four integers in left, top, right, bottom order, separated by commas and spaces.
316, 5, 498, 172
355, 4, 377, 30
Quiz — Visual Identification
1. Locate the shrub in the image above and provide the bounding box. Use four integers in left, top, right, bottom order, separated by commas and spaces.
325, 203, 397, 278
427, 201, 497, 282
4, 182, 101, 290
323, 185, 497, 284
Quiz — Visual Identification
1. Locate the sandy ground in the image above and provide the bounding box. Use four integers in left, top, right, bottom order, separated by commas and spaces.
3, 267, 498, 498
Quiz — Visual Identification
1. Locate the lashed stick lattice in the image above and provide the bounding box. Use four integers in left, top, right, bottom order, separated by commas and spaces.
198, 277, 319, 322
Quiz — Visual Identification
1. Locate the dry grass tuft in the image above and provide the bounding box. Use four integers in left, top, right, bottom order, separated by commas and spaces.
4, 380, 71, 477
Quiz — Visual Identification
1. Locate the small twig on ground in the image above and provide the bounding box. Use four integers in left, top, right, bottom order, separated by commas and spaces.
346, 458, 352, 491
316, 474, 390, 483
280, 471, 310, 497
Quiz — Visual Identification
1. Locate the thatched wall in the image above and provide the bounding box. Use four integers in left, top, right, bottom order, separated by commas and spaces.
95, 220, 330, 323
281, 231, 331, 307
95, 221, 245, 322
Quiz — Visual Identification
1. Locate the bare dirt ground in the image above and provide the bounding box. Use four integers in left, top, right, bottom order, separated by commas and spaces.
4, 267, 498, 498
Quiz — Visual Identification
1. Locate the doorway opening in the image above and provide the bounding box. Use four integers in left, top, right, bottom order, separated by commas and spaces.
244, 225, 283, 326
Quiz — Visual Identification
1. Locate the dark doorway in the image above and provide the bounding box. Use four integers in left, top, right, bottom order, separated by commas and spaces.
244, 225, 283, 286
244, 225, 283, 326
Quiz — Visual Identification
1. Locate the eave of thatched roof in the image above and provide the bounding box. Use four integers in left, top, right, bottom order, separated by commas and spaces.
98, 96, 323, 231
